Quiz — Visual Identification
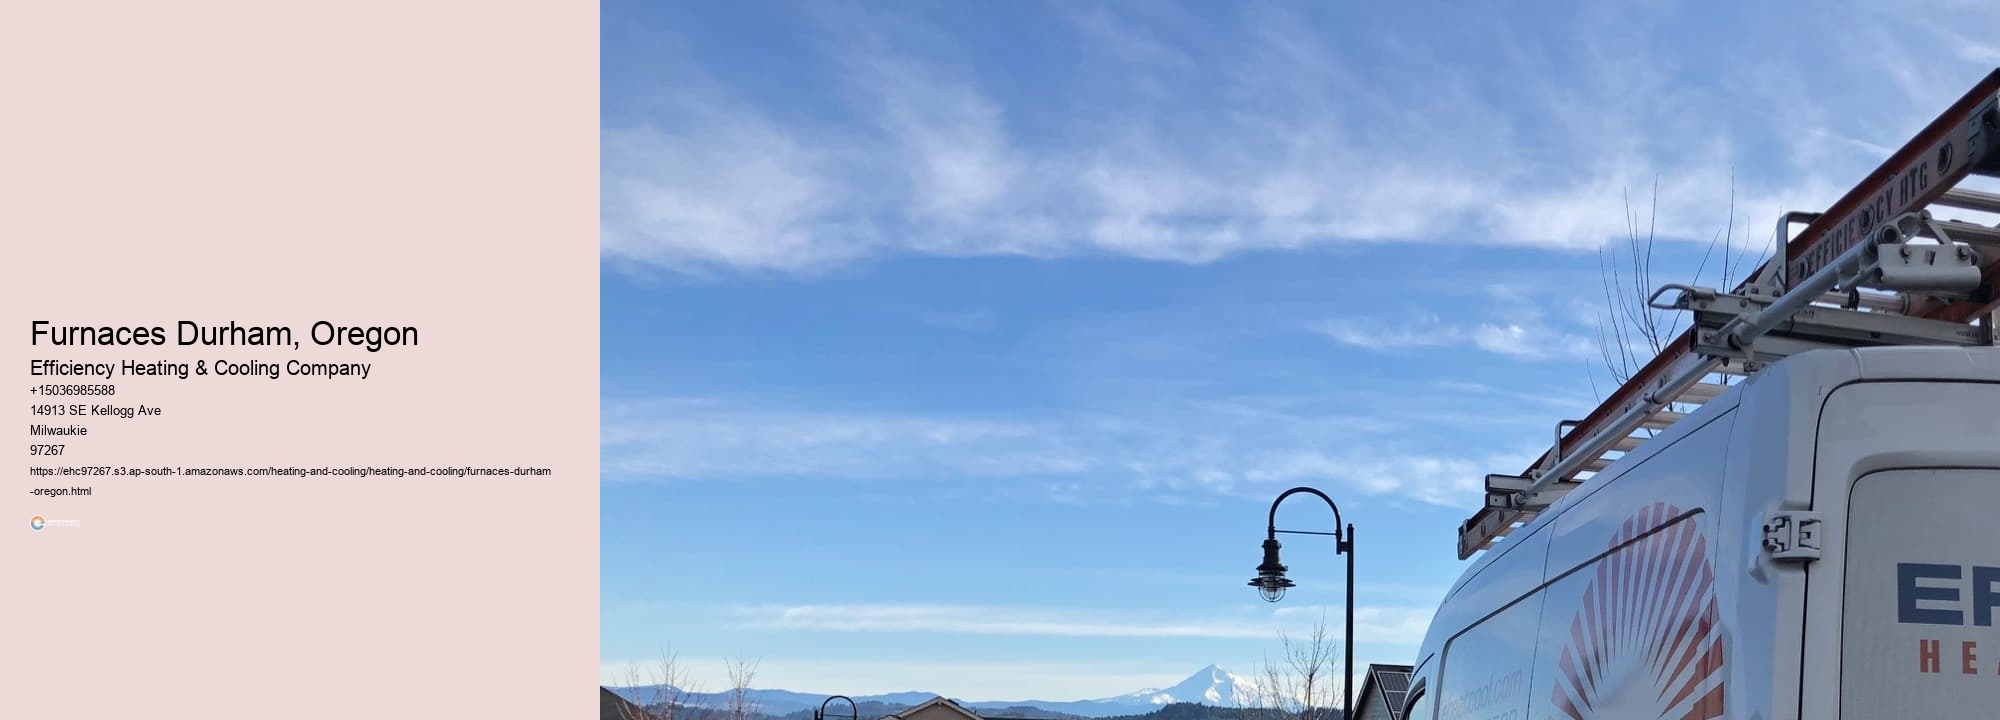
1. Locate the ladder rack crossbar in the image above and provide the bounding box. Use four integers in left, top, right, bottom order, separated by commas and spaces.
1936, 187, 2000, 215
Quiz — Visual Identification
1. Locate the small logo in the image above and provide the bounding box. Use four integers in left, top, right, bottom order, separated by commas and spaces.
31, 516, 45, 531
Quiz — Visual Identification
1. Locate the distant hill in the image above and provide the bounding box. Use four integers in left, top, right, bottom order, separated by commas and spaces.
764, 701, 1083, 720
771, 700, 911, 720
608, 665, 1268, 720
973, 705, 1088, 720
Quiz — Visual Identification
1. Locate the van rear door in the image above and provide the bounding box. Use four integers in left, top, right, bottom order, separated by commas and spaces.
1839, 468, 2000, 716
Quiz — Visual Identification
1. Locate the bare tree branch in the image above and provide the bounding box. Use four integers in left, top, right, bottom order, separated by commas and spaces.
1592, 176, 1749, 393
726, 657, 761, 720
620, 645, 696, 720
1255, 616, 1339, 720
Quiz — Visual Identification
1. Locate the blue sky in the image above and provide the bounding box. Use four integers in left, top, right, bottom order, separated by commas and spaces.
599, 0, 2000, 701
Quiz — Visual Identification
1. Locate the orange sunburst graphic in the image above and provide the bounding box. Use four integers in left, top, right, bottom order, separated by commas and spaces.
1548, 502, 1725, 720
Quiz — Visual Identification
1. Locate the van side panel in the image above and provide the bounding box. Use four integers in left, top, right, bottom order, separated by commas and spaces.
1425, 524, 1552, 662
1437, 593, 1541, 720
1541, 412, 1734, 572
1425, 523, 1551, 720
1529, 412, 1732, 720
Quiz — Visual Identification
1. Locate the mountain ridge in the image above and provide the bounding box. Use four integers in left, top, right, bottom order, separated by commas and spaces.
609, 665, 1263, 719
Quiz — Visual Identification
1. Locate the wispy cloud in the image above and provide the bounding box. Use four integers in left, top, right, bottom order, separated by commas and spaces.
600, 399, 1091, 481
601, 103, 866, 274
1430, 379, 1594, 410
730, 603, 1435, 644
1317, 314, 1596, 362
855, 55, 1023, 224
739, 604, 1273, 639
1318, 282, 1608, 362
916, 308, 998, 331
602, 397, 1544, 507
600, 4, 1979, 274
1240, 446, 1545, 506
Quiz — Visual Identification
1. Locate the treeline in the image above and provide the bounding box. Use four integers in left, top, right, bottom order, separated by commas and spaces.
599, 694, 1327, 720
772, 701, 907, 720
976, 706, 1086, 720
1096, 704, 1326, 720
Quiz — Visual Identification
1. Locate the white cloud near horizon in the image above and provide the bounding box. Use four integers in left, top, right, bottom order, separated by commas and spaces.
1317, 314, 1597, 362
740, 604, 1272, 639
600, 657, 1188, 703
731, 603, 1435, 645
601, 397, 1545, 507
598, 3, 1993, 275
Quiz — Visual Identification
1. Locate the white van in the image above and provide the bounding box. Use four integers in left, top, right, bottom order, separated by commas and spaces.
1401, 345, 2000, 719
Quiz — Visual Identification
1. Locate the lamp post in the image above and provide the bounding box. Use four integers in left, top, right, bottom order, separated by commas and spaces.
816, 696, 858, 720
1248, 486, 1354, 720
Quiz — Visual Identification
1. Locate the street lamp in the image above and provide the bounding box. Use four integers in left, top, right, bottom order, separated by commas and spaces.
816, 696, 859, 720
1248, 486, 1355, 720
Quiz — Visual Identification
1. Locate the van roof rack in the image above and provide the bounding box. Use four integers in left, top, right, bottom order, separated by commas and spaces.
1458, 68, 2000, 560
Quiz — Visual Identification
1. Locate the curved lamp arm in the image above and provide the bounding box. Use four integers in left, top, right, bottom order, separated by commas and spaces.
1266, 486, 1349, 552
818, 696, 858, 720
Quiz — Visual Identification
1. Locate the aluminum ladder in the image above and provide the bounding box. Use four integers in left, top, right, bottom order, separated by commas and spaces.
1458, 68, 2000, 560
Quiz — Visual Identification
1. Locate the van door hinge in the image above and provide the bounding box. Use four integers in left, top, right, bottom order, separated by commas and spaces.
1762, 511, 1823, 562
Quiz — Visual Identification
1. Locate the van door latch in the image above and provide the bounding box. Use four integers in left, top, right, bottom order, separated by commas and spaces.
1762, 511, 1823, 562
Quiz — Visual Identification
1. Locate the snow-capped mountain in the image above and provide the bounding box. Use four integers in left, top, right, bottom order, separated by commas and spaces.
963, 665, 1261, 716
1095, 665, 1259, 708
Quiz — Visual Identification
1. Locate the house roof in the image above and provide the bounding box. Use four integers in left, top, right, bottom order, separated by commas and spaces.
883, 696, 984, 720
600, 687, 650, 720
1352, 663, 1415, 720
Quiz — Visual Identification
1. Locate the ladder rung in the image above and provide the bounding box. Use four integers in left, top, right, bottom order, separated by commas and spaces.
1641, 410, 1685, 430
1580, 435, 1661, 470
1545, 412, 1691, 475
1676, 382, 1729, 404
1935, 188, 2000, 215
1490, 516, 1527, 538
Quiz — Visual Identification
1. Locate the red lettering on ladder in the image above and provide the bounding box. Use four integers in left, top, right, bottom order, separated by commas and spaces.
1966, 641, 1981, 675
1921, 639, 1941, 673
